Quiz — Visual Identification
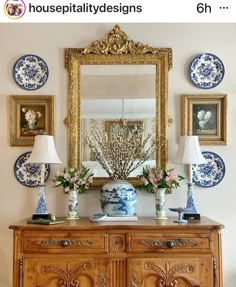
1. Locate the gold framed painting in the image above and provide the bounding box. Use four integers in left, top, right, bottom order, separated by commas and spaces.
105, 120, 144, 142
181, 94, 227, 145
9, 95, 54, 146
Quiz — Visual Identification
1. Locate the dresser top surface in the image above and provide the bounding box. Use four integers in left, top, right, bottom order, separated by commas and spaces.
9, 216, 224, 231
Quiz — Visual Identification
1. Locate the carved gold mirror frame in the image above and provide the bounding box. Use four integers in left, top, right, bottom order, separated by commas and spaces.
65, 25, 172, 189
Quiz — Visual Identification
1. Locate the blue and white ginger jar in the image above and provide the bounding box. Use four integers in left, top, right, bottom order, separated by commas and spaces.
100, 180, 137, 216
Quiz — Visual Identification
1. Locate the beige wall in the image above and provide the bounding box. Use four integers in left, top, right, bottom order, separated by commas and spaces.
0, 23, 235, 286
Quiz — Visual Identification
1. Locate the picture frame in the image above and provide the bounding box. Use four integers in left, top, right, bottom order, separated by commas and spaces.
9, 95, 54, 146
181, 94, 227, 145
105, 120, 144, 142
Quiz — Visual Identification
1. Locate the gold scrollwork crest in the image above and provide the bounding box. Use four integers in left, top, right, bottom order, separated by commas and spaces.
65, 25, 172, 70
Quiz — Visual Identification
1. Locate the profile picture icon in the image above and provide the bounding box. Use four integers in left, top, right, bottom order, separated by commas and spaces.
4, 0, 26, 19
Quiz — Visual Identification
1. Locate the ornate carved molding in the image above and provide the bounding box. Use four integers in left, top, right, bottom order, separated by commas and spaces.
110, 259, 126, 286
35, 239, 94, 247
144, 261, 198, 287
109, 234, 125, 252
131, 271, 138, 287
140, 239, 200, 248
39, 263, 92, 287
65, 25, 172, 70
99, 272, 106, 287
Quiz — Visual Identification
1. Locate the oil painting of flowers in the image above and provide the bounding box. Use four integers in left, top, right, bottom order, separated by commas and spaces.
22, 108, 41, 129
21, 106, 45, 135
10, 95, 54, 146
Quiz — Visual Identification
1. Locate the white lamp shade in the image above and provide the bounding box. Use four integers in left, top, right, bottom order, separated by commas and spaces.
173, 135, 206, 164
27, 135, 62, 164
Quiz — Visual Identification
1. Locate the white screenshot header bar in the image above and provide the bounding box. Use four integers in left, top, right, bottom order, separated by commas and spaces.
1, 0, 235, 23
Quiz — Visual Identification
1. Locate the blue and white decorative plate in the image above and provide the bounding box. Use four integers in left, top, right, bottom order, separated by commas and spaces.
189, 53, 225, 89
14, 152, 50, 187
192, 151, 225, 188
13, 54, 49, 90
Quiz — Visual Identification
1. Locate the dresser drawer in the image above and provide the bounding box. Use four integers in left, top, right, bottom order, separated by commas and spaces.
127, 232, 211, 253
22, 231, 108, 254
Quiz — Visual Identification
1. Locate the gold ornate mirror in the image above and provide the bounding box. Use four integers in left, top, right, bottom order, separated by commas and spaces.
65, 25, 172, 189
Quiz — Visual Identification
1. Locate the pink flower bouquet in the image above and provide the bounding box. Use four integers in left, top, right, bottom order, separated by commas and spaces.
53, 167, 93, 194
138, 166, 184, 193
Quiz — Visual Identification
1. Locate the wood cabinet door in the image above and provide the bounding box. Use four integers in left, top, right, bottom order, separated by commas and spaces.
127, 257, 214, 287
22, 258, 109, 287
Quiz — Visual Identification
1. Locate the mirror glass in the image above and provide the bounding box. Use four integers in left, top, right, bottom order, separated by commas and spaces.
81, 65, 156, 177
65, 25, 172, 188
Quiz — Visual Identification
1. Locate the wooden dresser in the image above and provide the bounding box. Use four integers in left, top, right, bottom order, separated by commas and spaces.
9, 217, 224, 287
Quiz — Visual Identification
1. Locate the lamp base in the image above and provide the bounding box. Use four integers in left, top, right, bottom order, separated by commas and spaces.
186, 183, 197, 213
34, 185, 49, 214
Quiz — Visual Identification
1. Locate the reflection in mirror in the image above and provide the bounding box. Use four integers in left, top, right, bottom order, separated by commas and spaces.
81, 65, 156, 177
65, 25, 172, 188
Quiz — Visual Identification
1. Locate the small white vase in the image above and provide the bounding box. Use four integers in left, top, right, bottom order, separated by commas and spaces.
67, 189, 79, 220
27, 119, 37, 130
155, 188, 168, 220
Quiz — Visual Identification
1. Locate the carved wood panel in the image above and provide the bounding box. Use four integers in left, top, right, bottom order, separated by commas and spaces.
127, 257, 213, 287
109, 233, 126, 252
24, 258, 109, 287
110, 258, 127, 287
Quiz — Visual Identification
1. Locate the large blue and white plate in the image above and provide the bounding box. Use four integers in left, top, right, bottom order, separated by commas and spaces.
13, 54, 49, 90
14, 152, 50, 187
189, 53, 224, 89
192, 151, 225, 188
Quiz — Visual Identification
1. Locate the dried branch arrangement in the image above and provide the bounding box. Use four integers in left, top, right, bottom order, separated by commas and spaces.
81, 121, 156, 180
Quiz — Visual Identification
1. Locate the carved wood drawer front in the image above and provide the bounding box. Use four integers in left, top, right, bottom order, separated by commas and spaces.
127, 232, 211, 253
22, 231, 108, 254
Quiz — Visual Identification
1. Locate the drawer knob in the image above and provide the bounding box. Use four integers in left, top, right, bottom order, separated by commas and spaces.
166, 240, 175, 248
61, 240, 69, 247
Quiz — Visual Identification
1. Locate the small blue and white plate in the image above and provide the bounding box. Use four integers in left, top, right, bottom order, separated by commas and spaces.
13, 54, 49, 90
14, 152, 50, 187
192, 151, 225, 188
90, 213, 107, 222
189, 53, 225, 89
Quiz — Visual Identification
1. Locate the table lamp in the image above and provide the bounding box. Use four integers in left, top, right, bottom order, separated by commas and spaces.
173, 135, 206, 213
26, 135, 62, 219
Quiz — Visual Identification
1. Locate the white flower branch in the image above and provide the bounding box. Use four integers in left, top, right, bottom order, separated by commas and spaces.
81, 122, 156, 180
